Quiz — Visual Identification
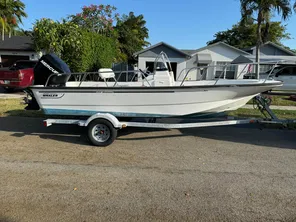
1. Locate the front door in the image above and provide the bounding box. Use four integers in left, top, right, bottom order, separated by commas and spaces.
197, 63, 208, 80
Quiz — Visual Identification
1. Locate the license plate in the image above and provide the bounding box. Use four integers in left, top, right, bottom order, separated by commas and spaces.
4, 80, 10, 84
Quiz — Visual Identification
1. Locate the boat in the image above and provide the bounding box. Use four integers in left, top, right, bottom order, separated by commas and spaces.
25, 52, 283, 118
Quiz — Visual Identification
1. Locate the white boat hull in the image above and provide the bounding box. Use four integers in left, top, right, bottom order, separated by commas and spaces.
30, 80, 281, 117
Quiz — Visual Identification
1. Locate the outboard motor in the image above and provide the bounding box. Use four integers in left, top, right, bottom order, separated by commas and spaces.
25, 53, 71, 110
33, 53, 71, 86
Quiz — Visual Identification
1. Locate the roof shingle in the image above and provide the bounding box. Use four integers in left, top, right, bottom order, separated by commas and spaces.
0, 35, 34, 51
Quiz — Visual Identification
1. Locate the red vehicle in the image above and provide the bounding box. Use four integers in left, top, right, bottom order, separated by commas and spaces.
0, 60, 37, 92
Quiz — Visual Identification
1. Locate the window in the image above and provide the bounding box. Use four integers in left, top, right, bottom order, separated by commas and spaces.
260, 65, 273, 73
276, 67, 293, 76
215, 62, 235, 79
216, 62, 235, 71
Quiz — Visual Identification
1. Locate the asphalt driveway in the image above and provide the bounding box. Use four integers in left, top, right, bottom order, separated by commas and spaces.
0, 116, 296, 221
0, 87, 25, 99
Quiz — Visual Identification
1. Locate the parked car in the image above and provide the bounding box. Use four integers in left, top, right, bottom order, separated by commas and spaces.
0, 60, 37, 92
244, 64, 296, 91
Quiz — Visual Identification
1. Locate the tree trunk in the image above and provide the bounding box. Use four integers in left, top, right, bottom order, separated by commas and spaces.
255, 11, 263, 79
2, 25, 4, 41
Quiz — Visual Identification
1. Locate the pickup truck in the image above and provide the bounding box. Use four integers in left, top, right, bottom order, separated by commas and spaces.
0, 60, 37, 92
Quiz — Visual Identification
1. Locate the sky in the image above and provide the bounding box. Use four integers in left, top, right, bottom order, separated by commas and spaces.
20, 0, 296, 50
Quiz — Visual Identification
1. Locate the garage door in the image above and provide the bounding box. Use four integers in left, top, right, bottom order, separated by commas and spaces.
1, 55, 30, 67
146, 62, 178, 80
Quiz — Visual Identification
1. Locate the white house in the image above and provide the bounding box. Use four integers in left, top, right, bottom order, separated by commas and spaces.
134, 41, 251, 81
183, 42, 251, 80
0, 36, 40, 67
243, 41, 296, 56
237, 42, 296, 75
133, 42, 191, 81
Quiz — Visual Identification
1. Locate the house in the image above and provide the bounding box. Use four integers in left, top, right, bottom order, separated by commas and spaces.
134, 41, 251, 81
0, 36, 40, 67
231, 54, 296, 79
183, 42, 251, 80
243, 42, 296, 56
133, 42, 191, 81
230, 42, 296, 76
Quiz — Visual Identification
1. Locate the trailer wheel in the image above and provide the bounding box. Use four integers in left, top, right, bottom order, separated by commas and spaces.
87, 119, 117, 147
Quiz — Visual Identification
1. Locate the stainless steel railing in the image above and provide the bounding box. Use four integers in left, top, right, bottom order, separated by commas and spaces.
43, 60, 284, 88
44, 69, 154, 87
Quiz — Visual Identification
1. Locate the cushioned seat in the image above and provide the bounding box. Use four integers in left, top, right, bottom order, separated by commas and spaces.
99, 68, 115, 79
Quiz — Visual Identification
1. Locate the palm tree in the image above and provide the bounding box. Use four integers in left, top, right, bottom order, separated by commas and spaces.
0, 0, 27, 40
240, 0, 292, 78
116, 12, 149, 63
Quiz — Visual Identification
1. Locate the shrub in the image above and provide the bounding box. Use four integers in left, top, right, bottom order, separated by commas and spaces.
33, 18, 117, 73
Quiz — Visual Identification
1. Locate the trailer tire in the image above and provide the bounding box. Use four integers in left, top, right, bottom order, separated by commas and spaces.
87, 119, 117, 147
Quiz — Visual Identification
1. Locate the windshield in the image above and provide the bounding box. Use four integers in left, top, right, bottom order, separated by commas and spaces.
153, 52, 172, 72
155, 62, 168, 71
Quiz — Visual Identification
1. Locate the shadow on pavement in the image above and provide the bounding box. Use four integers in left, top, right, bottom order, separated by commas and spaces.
0, 216, 16, 222
0, 116, 168, 146
0, 116, 295, 149
0, 116, 89, 146
117, 124, 296, 150
182, 125, 296, 149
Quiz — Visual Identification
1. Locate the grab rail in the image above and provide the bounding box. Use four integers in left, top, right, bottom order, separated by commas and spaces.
44, 69, 153, 87
43, 59, 286, 88
178, 60, 285, 86
263, 60, 281, 83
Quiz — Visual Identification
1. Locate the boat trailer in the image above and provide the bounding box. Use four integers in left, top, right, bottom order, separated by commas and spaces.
43, 95, 296, 147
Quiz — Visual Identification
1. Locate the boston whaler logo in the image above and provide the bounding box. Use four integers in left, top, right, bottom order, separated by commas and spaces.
41, 93, 64, 99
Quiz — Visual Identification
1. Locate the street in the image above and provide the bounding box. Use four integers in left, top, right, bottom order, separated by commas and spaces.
1, 116, 296, 221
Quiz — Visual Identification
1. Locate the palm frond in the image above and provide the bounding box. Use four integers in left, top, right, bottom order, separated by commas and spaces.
273, 0, 292, 20
240, 0, 258, 25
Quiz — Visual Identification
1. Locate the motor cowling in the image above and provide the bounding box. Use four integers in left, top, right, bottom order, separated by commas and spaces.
33, 53, 71, 86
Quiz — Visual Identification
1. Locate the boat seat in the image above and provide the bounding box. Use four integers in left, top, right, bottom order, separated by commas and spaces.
98, 68, 115, 79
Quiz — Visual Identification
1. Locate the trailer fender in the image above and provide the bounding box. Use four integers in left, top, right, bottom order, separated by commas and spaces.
83, 113, 122, 129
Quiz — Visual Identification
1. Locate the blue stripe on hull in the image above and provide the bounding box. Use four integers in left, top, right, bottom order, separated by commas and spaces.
43, 108, 225, 119
43, 108, 172, 118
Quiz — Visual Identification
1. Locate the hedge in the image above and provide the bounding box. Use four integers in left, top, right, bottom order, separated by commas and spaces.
62, 31, 117, 73
33, 19, 118, 73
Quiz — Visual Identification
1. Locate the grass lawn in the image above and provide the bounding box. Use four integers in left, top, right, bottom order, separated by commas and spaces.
247, 95, 296, 106
0, 98, 43, 117
228, 108, 296, 119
